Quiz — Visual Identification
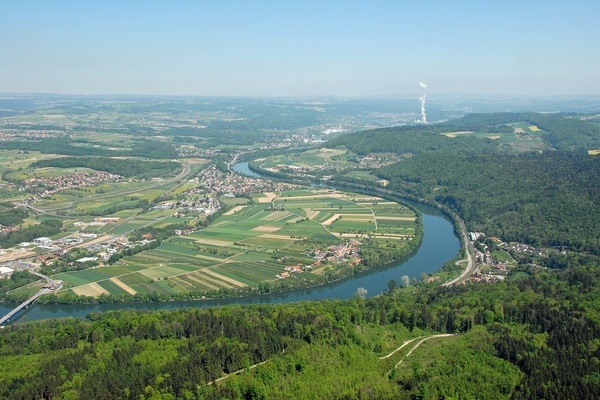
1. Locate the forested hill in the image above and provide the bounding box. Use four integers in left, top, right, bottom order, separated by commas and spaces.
326, 123, 498, 155
327, 112, 600, 152
326, 112, 600, 253
30, 156, 181, 179
0, 137, 179, 159
1, 262, 599, 399
378, 151, 600, 253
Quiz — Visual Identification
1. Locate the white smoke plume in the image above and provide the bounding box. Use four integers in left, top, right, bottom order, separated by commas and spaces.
419, 82, 427, 123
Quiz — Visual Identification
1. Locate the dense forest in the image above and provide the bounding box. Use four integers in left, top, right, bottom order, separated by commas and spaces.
30, 156, 181, 179
0, 138, 179, 160
327, 123, 498, 156
1, 260, 599, 399
0, 207, 28, 227
377, 151, 600, 253
0, 218, 62, 249
325, 113, 600, 253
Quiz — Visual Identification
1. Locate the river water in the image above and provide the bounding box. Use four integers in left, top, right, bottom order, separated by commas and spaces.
0, 163, 460, 324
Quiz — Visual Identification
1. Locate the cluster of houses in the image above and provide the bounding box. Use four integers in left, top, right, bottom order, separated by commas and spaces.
195, 165, 288, 196
277, 263, 311, 279
19, 171, 122, 204
152, 196, 221, 217
266, 163, 347, 179
466, 272, 504, 283
309, 240, 362, 267
1, 225, 21, 235
508, 243, 547, 257
277, 240, 362, 279
0, 131, 61, 139
264, 151, 401, 179
358, 153, 401, 169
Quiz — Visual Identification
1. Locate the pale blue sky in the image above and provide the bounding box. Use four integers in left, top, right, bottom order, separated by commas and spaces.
1, 1, 599, 96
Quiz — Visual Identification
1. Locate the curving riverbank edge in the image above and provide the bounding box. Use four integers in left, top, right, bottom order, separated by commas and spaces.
0, 162, 463, 324
241, 161, 475, 286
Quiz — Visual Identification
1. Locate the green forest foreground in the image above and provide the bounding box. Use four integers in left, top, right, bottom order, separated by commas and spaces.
1, 258, 599, 399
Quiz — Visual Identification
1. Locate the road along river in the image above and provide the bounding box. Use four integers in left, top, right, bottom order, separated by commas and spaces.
0, 163, 460, 324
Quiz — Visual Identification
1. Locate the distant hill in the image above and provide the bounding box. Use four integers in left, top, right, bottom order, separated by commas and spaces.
377, 151, 600, 253
328, 112, 600, 153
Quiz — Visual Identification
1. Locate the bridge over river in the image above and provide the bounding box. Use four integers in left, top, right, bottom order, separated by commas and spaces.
0, 271, 62, 326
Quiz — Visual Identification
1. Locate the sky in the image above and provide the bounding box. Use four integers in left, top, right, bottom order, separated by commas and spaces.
1, 1, 599, 97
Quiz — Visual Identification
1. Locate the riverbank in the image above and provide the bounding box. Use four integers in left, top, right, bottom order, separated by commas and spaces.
0, 209, 459, 324
241, 160, 474, 284
0, 162, 462, 324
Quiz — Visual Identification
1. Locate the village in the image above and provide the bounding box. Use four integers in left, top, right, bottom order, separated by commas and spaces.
18, 170, 123, 205
464, 232, 556, 284
277, 240, 362, 279
194, 164, 289, 196
0, 163, 295, 279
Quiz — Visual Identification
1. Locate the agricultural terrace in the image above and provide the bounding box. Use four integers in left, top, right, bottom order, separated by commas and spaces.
56, 189, 418, 299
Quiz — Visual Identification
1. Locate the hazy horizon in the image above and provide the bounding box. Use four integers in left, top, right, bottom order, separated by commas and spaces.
2, 1, 599, 97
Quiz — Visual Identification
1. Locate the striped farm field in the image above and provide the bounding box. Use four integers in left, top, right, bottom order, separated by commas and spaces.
111, 221, 147, 235
214, 261, 283, 283
137, 264, 199, 280
109, 277, 137, 295
153, 279, 184, 294
181, 272, 222, 291
224, 205, 246, 215
192, 271, 238, 289
260, 211, 291, 221
55, 187, 417, 298
72, 282, 109, 297
164, 275, 197, 291
228, 250, 276, 262
202, 268, 247, 288
240, 236, 294, 248
375, 215, 416, 221
118, 272, 154, 287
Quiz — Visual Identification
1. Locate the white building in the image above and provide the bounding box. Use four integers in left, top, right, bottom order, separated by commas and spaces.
0, 266, 14, 279
34, 237, 53, 245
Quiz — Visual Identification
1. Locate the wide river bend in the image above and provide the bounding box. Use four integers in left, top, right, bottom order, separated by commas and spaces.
0, 163, 459, 324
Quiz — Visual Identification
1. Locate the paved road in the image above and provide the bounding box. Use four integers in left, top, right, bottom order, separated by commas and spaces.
443, 216, 476, 286
0, 270, 62, 326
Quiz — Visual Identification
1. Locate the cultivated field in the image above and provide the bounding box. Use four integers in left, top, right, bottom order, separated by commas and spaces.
57, 188, 417, 298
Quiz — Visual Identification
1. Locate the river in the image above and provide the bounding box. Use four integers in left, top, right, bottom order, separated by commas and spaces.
0, 163, 460, 324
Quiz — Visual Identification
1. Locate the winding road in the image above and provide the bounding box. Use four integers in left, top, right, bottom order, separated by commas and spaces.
443, 216, 476, 286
